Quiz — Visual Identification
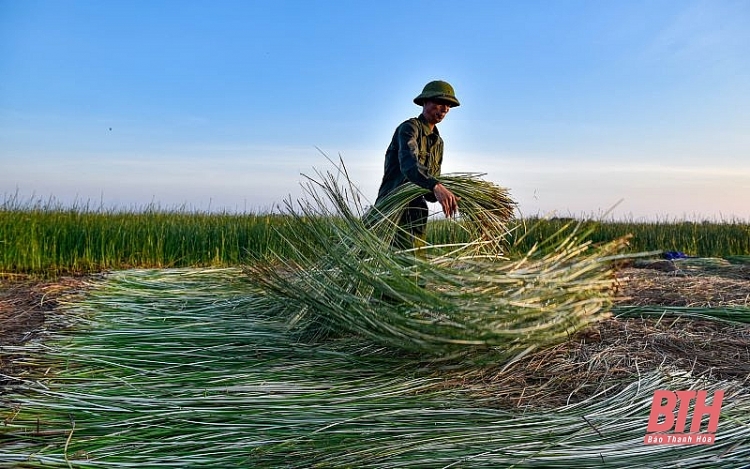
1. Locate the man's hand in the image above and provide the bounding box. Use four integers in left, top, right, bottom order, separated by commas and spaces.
433, 183, 460, 218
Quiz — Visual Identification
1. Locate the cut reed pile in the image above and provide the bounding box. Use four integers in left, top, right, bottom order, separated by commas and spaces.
247, 163, 630, 362
3, 269, 749, 467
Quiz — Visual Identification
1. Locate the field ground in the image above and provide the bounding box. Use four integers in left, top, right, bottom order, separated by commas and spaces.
2, 260, 749, 407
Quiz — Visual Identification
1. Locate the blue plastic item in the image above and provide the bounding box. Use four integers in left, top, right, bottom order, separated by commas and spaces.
662, 251, 689, 260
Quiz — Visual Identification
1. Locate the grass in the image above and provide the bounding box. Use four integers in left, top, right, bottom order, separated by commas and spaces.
245, 166, 625, 360
2, 195, 749, 277
431, 217, 750, 259
0, 197, 306, 276
2, 166, 750, 466
613, 305, 750, 323
2, 268, 749, 467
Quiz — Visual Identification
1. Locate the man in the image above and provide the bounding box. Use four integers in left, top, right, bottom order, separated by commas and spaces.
373, 80, 461, 250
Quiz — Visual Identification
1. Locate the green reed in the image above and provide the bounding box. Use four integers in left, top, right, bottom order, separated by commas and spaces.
3, 195, 749, 277
0, 198, 313, 276
431, 217, 750, 259
3, 269, 749, 468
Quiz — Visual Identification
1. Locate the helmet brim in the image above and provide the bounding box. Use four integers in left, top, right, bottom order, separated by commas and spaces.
414, 94, 460, 107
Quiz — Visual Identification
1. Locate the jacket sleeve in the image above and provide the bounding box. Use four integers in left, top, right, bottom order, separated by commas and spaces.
396, 120, 439, 191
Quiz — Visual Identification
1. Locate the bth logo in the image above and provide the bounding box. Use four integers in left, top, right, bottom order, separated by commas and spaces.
644, 389, 724, 445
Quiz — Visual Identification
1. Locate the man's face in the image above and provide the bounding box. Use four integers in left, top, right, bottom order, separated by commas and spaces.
422, 100, 451, 125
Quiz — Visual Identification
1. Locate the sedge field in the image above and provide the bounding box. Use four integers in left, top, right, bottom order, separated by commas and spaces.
2, 201, 750, 276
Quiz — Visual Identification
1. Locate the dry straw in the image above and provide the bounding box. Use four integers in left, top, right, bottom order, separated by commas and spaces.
247, 160, 629, 362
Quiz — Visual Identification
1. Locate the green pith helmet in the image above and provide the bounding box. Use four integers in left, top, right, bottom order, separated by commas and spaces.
413, 80, 460, 107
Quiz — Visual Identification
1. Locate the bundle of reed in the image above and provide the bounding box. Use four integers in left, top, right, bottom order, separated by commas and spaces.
247, 162, 628, 361
364, 171, 516, 254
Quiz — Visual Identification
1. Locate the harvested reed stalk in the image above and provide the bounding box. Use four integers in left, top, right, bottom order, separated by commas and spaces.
247, 162, 628, 361
364, 172, 516, 253
613, 305, 750, 324
4, 269, 749, 468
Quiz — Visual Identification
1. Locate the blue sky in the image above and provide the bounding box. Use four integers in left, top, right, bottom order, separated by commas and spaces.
2, 0, 749, 220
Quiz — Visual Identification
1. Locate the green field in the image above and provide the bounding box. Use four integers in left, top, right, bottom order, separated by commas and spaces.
2, 200, 749, 276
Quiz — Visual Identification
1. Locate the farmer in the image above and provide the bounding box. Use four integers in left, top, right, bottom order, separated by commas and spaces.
373, 80, 461, 250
